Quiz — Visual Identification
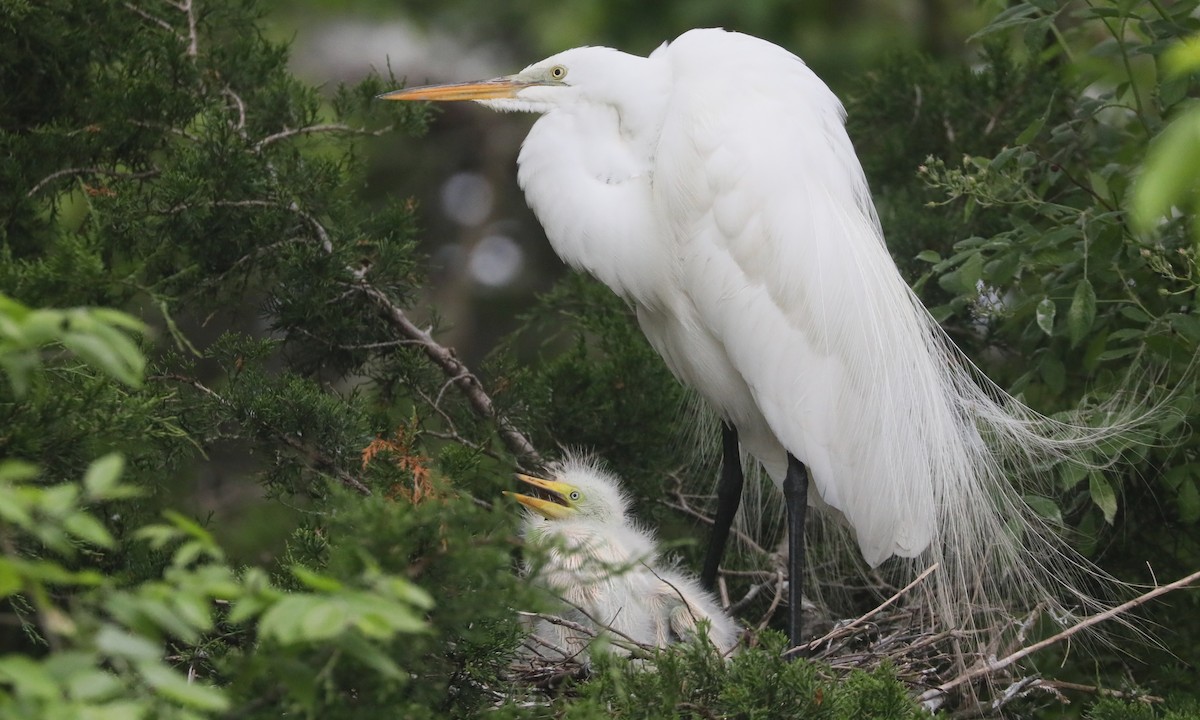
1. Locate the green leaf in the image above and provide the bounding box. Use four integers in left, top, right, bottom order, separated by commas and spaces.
88, 308, 148, 334
137, 662, 230, 712
135, 524, 184, 550
8, 558, 104, 586
1162, 463, 1200, 491
301, 599, 350, 641
969, 2, 1041, 40
292, 565, 344, 593
0, 560, 22, 597
40, 483, 80, 516
338, 631, 405, 681
1036, 297, 1056, 336
1131, 108, 1200, 233
66, 668, 124, 702
1039, 354, 1065, 394
915, 250, 941, 264
105, 595, 185, 642
958, 252, 984, 294
259, 595, 318, 645
0, 293, 31, 322
1169, 313, 1200, 343
1089, 472, 1119, 524
161, 511, 217, 547
1164, 34, 1200, 76
95, 625, 162, 662
0, 656, 59, 699
227, 594, 270, 625
1058, 463, 1088, 491
347, 594, 427, 637
0, 459, 39, 483
60, 331, 142, 387
83, 453, 125, 500
63, 512, 115, 549
1067, 278, 1097, 347
79, 700, 152, 720
1024, 495, 1063, 525
381, 577, 434, 610
1016, 91, 1056, 144
170, 594, 215, 636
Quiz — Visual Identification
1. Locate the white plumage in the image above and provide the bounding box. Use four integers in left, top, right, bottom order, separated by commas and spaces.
510, 458, 739, 665
382, 29, 1138, 643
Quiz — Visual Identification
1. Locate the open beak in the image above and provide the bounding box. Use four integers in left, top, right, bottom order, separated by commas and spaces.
377, 77, 531, 102
505, 473, 576, 519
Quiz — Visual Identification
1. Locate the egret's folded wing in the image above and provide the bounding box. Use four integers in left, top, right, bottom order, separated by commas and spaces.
653, 30, 975, 564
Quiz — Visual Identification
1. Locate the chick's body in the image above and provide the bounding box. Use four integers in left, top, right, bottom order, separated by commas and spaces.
513, 458, 739, 665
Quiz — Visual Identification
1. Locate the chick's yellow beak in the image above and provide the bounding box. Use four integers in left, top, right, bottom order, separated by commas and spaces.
504, 473, 577, 520
377, 77, 530, 102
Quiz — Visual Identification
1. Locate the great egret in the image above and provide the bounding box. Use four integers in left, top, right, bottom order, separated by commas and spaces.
383, 28, 1135, 650
509, 458, 739, 664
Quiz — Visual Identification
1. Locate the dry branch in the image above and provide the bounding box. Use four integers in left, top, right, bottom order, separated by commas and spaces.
354, 280, 542, 463
923, 567, 1200, 703
794, 563, 939, 657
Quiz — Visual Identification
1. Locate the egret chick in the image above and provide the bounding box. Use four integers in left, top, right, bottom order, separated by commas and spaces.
645, 564, 740, 655
509, 458, 738, 665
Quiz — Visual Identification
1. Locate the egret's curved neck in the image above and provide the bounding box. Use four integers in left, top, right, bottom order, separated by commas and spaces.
516, 56, 673, 308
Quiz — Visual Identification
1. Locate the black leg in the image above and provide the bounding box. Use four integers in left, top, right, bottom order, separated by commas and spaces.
700, 423, 744, 591
783, 453, 809, 655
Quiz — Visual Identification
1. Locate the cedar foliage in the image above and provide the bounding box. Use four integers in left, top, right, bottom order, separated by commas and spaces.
2, 0, 1199, 718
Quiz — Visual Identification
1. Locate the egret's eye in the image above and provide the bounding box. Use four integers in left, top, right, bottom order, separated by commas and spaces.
550, 65, 568, 81
569, 491, 581, 501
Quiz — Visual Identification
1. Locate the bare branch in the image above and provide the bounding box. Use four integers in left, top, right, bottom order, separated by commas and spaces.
660, 472, 769, 556
1033, 678, 1162, 704
411, 385, 505, 462
795, 563, 939, 656
26, 167, 159, 199
223, 87, 247, 130
353, 281, 541, 462
755, 571, 785, 632
256, 123, 396, 150
924, 568, 1200, 702
165, 198, 332, 253
174, 0, 199, 57
123, 2, 181, 38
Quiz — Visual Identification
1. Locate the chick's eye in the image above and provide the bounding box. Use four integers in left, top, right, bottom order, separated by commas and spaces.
569, 491, 580, 501
550, 65, 567, 80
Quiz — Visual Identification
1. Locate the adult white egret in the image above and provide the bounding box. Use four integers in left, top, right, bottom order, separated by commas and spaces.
509, 458, 739, 664
383, 28, 1134, 650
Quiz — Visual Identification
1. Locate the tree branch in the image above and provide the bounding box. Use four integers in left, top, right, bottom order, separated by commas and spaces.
26, 167, 160, 199
795, 563, 939, 656
923, 568, 1200, 702
353, 281, 541, 463
255, 123, 396, 150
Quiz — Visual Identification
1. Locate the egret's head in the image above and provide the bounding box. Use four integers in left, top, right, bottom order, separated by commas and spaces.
506, 457, 632, 524
377, 46, 660, 116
